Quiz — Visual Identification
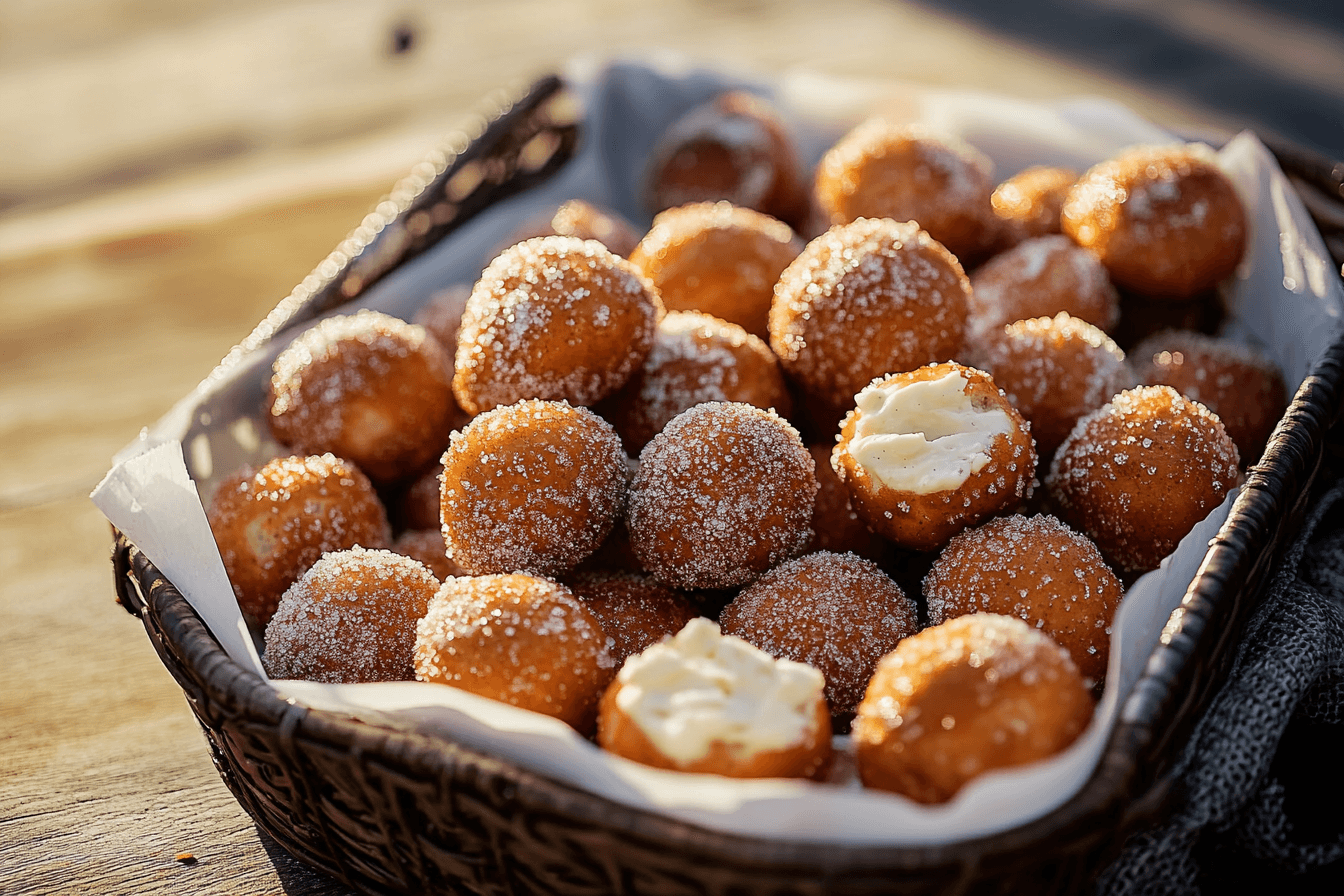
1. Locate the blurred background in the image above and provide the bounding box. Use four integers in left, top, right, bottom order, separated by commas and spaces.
2, 2, 1343, 892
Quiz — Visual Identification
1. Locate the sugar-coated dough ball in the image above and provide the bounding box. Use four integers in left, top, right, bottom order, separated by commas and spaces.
770, 218, 970, 404
598, 618, 832, 779
505, 199, 642, 258
720, 551, 918, 716
924, 514, 1123, 686
1132, 330, 1287, 463
627, 402, 817, 590
414, 573, 615, 733
643, 90, 810, 230
814, 120, 996, 262
628, 202, 803, 340
833, 362, 1036, 552
989, 165, 1077, 248
853, 613, 1094, 803
967, 235, 1120, 348
566, 571, 700, 667
268, 310, 457, 485
440, 399, 629, 577
263, 547, 439, 683
413, 285, 473, 363
979, 313, 1134, 458
599, 310, 792, 453
391, 528, 467, 581
1061, 144, 1247, 299
207, 454, 391, 628
452, 236, 663, 415
1047, 385, 1240, 574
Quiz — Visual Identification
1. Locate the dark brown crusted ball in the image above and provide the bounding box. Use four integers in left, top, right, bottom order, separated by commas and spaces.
452, 236, 663, 415
770, 218, 971, 405
440, 399, 629, 577
207, 454, 391, 628
268, 310, 457, 485
1047, 385, 1240, 574
264, 547, 440, 683
626, 402, 818, 590
924, 514, 1123, 687
720, 551, 918, 715
1061, 144, 1247, 300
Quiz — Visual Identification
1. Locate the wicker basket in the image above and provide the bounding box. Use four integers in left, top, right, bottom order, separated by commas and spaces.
112, 73, 1344, 895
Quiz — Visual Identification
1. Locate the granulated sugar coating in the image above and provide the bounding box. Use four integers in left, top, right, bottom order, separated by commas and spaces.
628, 202, 803, 340
263, 547, 439, 684
967, 235, 1120, 349
853, 612, 1094, 804
720, 551, 918, 716
268, 310, 457, 485
206, 453, 391, 629
1061, 144, 1248, 300
1132, 329, 1288, 464
769, 218, 970, 403
924, 514, 1123, 687
832, 363, 1036, 552
979, 313, 1134, 458
451, 236, 663, 415
600, 310, 792, 453
440, 399, 629, 577
565, 571, 700, 667
626, 401, 818, 590
1047, 385, 1240, 574
988, 165, 1078, 248
814, 120, 996, 262
414, 573, 615, 734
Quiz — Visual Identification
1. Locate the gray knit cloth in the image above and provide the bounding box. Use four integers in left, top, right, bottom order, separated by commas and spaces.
1099, 469, 1344, 894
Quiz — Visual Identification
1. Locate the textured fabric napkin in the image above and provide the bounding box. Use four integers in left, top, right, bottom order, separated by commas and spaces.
1100, 440, 1344, 893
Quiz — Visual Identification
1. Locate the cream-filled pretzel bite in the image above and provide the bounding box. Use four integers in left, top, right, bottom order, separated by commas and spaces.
598, 618, 832, 779
833, 362, 1036, 552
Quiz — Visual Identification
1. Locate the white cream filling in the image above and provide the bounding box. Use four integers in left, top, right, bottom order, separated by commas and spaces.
615, 618, 824, 765
849, 371, 1013, 494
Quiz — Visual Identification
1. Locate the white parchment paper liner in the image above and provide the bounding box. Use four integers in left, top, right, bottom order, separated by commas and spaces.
94, 58, 1344, 846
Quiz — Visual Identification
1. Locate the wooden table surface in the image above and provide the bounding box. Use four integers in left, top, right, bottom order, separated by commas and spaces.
3, 3, 1341, 894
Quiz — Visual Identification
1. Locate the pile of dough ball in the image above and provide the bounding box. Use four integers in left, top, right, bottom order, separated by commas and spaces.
200, 87, 1297, 804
